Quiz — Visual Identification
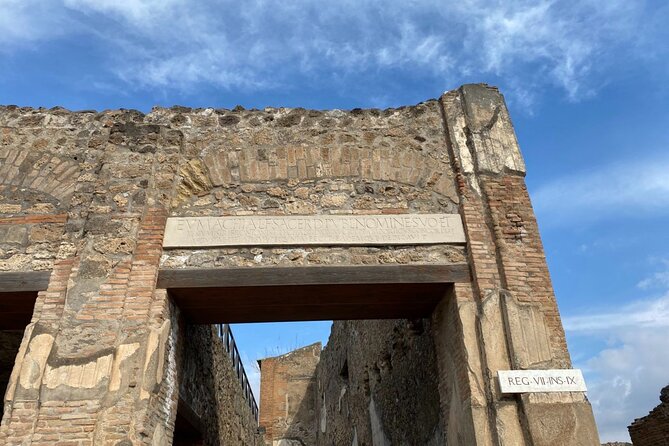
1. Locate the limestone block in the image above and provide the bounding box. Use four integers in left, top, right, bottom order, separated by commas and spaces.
141, 320, 171, 399
456, 299, 487, 407
43, 354, 113, 389
0, 225, 27, 244
495, 402, 526, 446
18, 333, 54, 392
0, 204, 22, 213
479, 291, 513, 392
522, 396, 600, 446
4, 323, 35, 402
109, 343, 140, 391
501, 293, 553, 369
460, 85, 526, 175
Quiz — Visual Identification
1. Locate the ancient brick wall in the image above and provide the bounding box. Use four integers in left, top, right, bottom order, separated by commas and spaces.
157, 100, 464, 270
315, 319, 444, 446
0, 84, 600, 445
179, 324, 264, 445
258, 343, 321, 445
629, 385, 669, 445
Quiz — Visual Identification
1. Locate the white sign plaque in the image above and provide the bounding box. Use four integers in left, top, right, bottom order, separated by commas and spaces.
498, 369, 587, 393
163, 214, 466, 248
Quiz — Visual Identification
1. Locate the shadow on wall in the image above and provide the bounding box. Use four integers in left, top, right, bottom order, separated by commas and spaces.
0, 331, 24, 421
314, 318, 444, 446
177, 323, 264, 446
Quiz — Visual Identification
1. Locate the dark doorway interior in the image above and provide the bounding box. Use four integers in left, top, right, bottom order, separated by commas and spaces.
0, 290, 37, 421
0, 330, 23, 421
173, 399, 205, 446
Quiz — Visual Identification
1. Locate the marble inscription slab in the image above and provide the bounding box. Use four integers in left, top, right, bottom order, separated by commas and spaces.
498, 369, 587, 393
163, 214, 466, 247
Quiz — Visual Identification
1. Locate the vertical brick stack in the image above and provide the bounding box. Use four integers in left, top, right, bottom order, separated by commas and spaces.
258, 343, 321, 445
431, 84, 600, 445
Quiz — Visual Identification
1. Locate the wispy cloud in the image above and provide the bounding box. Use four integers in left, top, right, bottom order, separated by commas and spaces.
583, 328, 669, 441
533, 155, 669, 225
637, 258, 669, 290
564, 293, 669, 333
564, 271, 669, 441
0, 0, 72, 46
0, 0, 661, 105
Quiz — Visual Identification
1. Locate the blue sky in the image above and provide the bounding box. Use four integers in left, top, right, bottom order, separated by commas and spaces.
2, 0, 668, 441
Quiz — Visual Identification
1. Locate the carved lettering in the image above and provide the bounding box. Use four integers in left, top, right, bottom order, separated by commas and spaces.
498, 369, 587, 393
163, 214, 466, 248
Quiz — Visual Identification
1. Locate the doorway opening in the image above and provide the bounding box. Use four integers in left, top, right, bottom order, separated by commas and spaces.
165, 267, 456, 446
0, 290, 38, 421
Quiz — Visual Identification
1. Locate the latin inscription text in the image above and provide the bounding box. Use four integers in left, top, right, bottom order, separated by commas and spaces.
163, 214, 466, 247
498, 369, 587, 393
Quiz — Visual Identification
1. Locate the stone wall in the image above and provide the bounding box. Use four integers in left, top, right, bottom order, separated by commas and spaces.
258, 320, 443, 446
0, 84, 600, 444
315, 319, 443, 445
179, 324, 264, 445
157, 99, 464, 271
629, 385, 669, 445
258, 343, 321, 445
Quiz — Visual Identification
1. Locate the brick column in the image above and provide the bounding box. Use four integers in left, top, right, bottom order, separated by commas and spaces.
432, 84, 600, 445
0, 115, 184, 445
0, 208, 178, 445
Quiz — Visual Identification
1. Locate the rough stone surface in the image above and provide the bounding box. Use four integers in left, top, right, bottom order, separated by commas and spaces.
629, 384, 669, 445
315, 319, 443, 446
179, 324, 264, 445
0, 84, 600, 445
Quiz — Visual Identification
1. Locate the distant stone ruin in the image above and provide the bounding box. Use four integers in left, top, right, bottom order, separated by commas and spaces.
629, 384, 669, 445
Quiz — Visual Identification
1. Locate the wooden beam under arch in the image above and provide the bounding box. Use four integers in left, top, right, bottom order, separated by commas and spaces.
157, 263, 469, 288
158, 264, 469, 324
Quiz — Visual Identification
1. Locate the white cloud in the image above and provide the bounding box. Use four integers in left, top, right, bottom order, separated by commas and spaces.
0, 0, 658, 104
564, 293, 669, 333
564, 291, 669, 441
533, 155, 669, 225
583, 329, 669, 442
0, 0, 72, 47
637, 258, 669, 290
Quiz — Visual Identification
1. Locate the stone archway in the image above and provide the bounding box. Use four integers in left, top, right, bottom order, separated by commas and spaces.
0, 85, 600, 445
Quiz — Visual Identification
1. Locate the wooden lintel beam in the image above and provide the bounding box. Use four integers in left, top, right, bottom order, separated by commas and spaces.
157, 263, 470, 289
0, 271, 51, 292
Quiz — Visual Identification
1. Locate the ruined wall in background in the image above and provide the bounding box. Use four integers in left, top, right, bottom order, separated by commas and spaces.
258, 343, 321, 446
629, 385, 669, 445
315, 319, 444, 446
179, 324, 264, 445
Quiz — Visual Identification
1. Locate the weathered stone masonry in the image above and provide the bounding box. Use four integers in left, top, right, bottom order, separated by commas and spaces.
629, 384, 669, 445
258, 343, 321, 446
0, 84, 600, 445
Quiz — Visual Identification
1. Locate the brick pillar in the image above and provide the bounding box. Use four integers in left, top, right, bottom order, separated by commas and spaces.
432, 84, 600, 445
0, 208, 178, 445
0, 116, 183, 445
